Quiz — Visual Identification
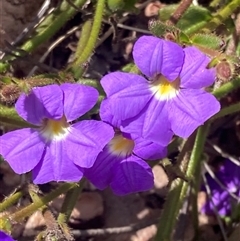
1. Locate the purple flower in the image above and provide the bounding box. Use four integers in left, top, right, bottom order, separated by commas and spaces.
84, 100, 167, 195
202, 159, 240, 216
101, 36, 220, 145
0, 231, 15, 241
0, 84, 114, 184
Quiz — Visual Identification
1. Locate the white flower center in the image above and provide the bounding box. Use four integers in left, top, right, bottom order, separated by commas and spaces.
150, 75, 180, 101
108, 133, 135, 157
40, 116, 70, 141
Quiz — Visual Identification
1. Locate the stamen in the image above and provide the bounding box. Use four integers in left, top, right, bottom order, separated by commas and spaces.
41, 116, 70, 141
150, 75, 180, 100
108, 133, 135, 157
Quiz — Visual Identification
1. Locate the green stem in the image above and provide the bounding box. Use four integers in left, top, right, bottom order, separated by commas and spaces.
0, 191, 23, 212
212, 77, 240, 98
203, 0, 240, 32
210, 0, 222, 8
74, 0, 105, 68
74, 20, 93, 62
21, 0, 87, 53
0, 105, 33, 128
154, 179, 184, 241
211, 102, 240, 121
0, 0, 87, 73
57, 179, 85, 224
154, 125, 209, 241
9, 183, 77, 222
70, 20, 93, 78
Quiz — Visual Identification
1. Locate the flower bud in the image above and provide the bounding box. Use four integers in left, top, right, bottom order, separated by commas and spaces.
216, 60, 235, 83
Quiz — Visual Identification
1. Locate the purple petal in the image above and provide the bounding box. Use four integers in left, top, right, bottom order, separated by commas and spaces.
202, 190, 230, 216
180, 47, 216, 89
68, 120, 114, 168
32, 142, 83, 184
110, 156, 154, 195
15, 85, 63, 125
133, 36, 184, 80
100, 72, 147, 97
99, 99, 122, 128
84, 149, 120, 190
122, 99, 173, 145
0, 128, 45, 174
0, 231, 15, 241
60, 83, 99, 122
133, 135, 167, 160
107, 83, 153, 121
168, 89, 220, 138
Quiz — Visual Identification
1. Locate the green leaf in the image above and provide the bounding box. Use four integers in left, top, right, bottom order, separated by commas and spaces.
159, 4, 212, 34
148, 19, 178, 37
191, 33, 224, 50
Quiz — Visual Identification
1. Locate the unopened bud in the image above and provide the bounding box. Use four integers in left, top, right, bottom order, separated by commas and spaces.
216, 60, 234, 83
164, 32, 176, 42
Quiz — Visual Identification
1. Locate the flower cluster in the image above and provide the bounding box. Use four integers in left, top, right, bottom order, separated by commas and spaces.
0, 35, 220, 195
202, 159, 240, 216
101, 36, 220, 144
0, 231, 14, 241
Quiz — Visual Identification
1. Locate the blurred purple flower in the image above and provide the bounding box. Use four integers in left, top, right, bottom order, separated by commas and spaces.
0, 231, 14, 241
0, 84, 114, 184
202, 159, 240, 216
101, 36, 220, 145
84, 100, 167, 195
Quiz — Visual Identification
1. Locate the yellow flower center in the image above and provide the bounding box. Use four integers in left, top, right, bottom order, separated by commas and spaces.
150, 75, 180, 100
108, 133, 135, 157
41, 116, 70, 141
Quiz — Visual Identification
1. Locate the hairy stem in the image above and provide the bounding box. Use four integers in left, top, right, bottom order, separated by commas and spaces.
211, 102, 240, 121
212, 77, 240, 98
74, 0, 105, 69
203, 0, 240, 32
70, 20, 93, 78
0, 105, 33, 128
57, 179, 85, 224
0, 191, 23, 212
9, 183, 77, 222
154, 125, 209, 241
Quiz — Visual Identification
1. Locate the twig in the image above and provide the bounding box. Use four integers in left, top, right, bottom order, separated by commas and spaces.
96, 0, 153, 47
166, 0, 193, 26
206, 140, 240, 166
115, 23, 151, 34
65, 0, 82, 11
226, 12, 240, 55
0, 0, 52, 60
203, 162, 240, 200
71, 218, 158, 237
28, 26, 80, 76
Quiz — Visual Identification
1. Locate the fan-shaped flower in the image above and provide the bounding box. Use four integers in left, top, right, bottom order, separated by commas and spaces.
84, 101, 167, 195
0, 84, 114, 183
101, 36, 220, 145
